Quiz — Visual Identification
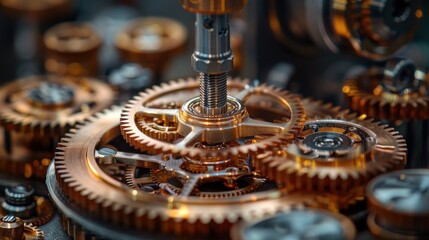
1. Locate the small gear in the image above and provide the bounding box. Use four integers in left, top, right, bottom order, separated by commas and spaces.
120, 78, 305, 158
0, 215, 44, 240
23, 223, 44, 240
138, 102, 181, 141
0, 75, 115, 137
254, 118, 407, 196
53, 107, 314, 237
343, 60, 429, 121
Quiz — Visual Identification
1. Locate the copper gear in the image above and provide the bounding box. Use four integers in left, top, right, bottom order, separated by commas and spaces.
254, 118, 407, 196
0, 75, 115, 137
343, 67, 429, 121
138, 102, 181, 141
23, 223, 44, 240
54, 107, 316, 237
120, 78, 305, 158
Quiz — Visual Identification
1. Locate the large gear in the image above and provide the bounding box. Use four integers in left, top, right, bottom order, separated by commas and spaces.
0, 75, 115, 137
343, 66, 429, 121
254, 118, 407, 197
53, 107, 317, 238
120, 78, 305, 158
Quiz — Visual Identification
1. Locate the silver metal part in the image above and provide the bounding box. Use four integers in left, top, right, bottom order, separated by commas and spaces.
192, 13, 233, 115
241, 210, 349, 240
383, 57, 419, 94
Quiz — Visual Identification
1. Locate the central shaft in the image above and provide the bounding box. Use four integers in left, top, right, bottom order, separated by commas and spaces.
193, 13, 233, 115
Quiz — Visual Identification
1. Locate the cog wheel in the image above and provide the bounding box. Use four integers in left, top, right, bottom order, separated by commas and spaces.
367, 169, 429, 239
53, 107, 315, 237
120, 78, 305, 158
0, 215, 44, 240
254, 118, 407, 197
0, 75, 115, 137
343, 65, 429, 121
138, 102, 181, 141
23, 223, 44, 240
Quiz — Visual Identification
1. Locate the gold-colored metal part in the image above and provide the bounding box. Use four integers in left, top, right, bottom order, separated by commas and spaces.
23, 223, 44, 240
179, 0, 247, 14
343, 68, 429, 121
44, 22, 102, 77
0, 216, 43, 240
138, 102, 181, 142
0, 75, 115, 137
254, 118, 407, 198
0, 0, 71, 20
116, 17, 187, 75
120, 78, 305, 158
366, 169, 429, 239
231, 209, 356, 240
54, 107, 314, 237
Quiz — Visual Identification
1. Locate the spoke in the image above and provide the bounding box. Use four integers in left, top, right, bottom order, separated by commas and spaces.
110, 151, 163, 168
137, 106, 178, 121
180, 176, 200, 197
240, 117, 287, 136
234, 86, 253, 102
174, 128, 203, 148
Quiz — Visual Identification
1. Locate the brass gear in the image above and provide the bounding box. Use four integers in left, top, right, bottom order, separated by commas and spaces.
254, 118, 407, 196
120, 78, 305, 158
0, 75, 115, 137
54, 107, 314, 237
0, 216, 44, 240
23, 223, 44, 240
343, 67, 429, 121
138, 102, 181, 142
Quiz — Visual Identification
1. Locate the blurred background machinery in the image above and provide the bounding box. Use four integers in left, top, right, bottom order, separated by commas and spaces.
0, 0, 427, 239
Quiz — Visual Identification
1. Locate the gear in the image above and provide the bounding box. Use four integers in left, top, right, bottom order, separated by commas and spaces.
23, 223, 44, 240
254, 118, 407, 197
139, 102, 181, 141
0, 215, 44, 240
343, 66, 429, 121
0, 75, 115, 137
366, 169, 429, 239
120, 78, 305, 158
54, 107, 315, 237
